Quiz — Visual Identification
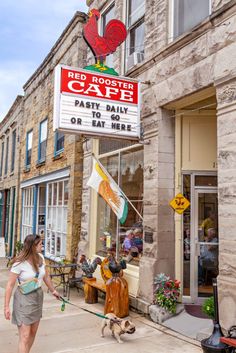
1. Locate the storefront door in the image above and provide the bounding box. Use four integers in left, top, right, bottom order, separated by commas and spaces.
193, 188, 218, 301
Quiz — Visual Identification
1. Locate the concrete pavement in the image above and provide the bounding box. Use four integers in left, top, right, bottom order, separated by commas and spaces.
0, 265, 202, 353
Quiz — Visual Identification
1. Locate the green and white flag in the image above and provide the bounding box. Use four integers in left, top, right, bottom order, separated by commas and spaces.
87, 157, 128, 224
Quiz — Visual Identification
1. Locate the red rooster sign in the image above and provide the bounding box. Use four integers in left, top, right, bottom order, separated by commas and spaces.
83, 8, 127, 75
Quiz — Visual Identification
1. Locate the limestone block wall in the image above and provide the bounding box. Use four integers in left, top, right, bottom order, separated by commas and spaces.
0, 96, 24, 254
144, 0, 168, 60
0, 96, 24, 189
212, 0, 234, 12
216, 80, 236, 330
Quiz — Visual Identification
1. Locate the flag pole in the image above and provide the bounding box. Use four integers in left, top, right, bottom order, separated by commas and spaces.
92, 153, 144, 221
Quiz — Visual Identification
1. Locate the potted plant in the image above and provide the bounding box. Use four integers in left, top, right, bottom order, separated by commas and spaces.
149, 273, 182, 324
201, 279, 232, 353
154, 273, 181, 314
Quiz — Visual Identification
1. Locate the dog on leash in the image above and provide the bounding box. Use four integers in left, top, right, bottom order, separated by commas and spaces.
101, 313, 136, 344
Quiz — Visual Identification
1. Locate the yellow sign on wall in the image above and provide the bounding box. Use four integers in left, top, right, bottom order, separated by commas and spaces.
169, 193, 190, 214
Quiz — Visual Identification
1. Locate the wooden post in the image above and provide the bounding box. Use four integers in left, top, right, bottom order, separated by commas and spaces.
104, 275, 129, 318
83, 278, 98, 304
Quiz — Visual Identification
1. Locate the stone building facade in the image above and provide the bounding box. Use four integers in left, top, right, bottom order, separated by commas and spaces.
0, 0, 235, 331
18, 12, 87, 261
0, 96, 23, 257
80, 0, 236, 329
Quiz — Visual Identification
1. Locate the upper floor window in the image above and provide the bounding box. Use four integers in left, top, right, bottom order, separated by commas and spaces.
38, 119, 48, 162
173, 0, 210, 39
102, 4, 115, 68
54, 131, 64, 155
126, 0, 145, 70
4, 136, 9, 176
128, 0, 145, 27
11, 130, 16, 173
26, 130, 33, 167
0, 142, 4, 177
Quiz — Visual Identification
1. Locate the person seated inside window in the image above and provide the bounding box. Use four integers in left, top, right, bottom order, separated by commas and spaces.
132, 228, 143, 253
198, 228, 218, 285
200, 211, 216, 240
200, 228, 218, 264
122, 229, 143, 262
123, 230, 135, 252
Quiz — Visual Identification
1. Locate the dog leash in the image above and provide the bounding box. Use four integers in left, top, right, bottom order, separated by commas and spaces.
59, 296, 122, 323
59, 296, 107, 319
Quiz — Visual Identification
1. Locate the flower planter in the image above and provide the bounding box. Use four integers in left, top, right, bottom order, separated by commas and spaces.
149, 304, 184, 324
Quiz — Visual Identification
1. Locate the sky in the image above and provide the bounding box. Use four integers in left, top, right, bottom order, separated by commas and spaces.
0, 0, 88, 121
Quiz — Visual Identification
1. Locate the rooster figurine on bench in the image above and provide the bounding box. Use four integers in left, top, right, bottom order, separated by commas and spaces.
80, 255, 102, 278
83, 8, 127, 75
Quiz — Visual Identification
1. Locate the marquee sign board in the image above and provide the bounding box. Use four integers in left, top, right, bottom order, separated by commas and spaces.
53, 65, 141, 140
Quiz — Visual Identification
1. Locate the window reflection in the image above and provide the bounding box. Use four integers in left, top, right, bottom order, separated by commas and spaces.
96, 146, 143, 266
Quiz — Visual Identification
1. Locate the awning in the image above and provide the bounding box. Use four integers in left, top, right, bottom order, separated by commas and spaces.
20, 167, 70, 188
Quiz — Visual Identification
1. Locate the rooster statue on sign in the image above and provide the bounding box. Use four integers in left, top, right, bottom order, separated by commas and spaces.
83, 8, 127, 75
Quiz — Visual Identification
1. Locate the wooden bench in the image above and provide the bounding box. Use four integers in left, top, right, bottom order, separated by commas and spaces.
220, 337, 236, 350
83, 277, 106, 304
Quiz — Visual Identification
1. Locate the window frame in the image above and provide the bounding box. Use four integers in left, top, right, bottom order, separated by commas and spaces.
170, 0, 212, 41
95, 143, 144, 265
54, 130, 64, 156
11, 129, 17, 173
26, 129, 33, 168
128, 0, 145, 28
4, 136, 9, 176
38, 118, 48, 163
101, 3, 115, 68
21, 186, 34, 241
0, 141, 4, 177
129, 17, 145, 56
126, 0, 145, 70
45, 179, 69, 258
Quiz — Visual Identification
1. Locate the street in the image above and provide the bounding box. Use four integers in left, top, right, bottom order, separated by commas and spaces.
0, 266, 202, 353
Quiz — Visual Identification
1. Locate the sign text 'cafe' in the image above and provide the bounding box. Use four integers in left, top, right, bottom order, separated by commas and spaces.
53, 65, 140, 139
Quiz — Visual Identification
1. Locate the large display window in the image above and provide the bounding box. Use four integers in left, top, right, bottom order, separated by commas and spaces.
96, 144, 143, 266
45, 179, 68, 257
21, 187, 34, 241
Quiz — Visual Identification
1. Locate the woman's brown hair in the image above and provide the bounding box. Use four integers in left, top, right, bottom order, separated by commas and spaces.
13, 234, 42, 272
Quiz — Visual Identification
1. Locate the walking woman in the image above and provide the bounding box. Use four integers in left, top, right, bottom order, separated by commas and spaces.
4, 234, 60, 353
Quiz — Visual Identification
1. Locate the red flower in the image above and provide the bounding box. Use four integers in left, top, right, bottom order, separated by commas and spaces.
174, 280, 180, 288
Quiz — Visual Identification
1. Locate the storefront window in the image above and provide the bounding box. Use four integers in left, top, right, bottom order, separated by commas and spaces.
45, 179, 68, 257
21, 187, 34, 241
96, 145, 143, 266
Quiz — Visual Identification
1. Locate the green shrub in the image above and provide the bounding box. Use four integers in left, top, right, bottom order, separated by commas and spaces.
15, 241, 23, 255
202, 296, 215, 320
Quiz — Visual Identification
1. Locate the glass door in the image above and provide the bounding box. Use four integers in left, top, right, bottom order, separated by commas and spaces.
193, 189, 218, 300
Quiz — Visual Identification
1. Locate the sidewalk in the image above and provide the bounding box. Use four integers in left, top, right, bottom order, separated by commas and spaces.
0, 265, 202, 353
